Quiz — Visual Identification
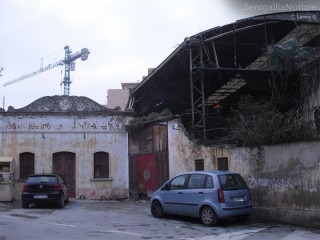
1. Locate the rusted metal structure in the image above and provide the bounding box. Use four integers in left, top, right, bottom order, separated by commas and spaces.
128, 11, 320, 142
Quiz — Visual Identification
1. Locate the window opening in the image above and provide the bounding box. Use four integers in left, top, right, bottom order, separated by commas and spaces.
218, 157, 228, 171
20, 152, 35, 179
94, 152, 109, 178
195, 159, 204, 171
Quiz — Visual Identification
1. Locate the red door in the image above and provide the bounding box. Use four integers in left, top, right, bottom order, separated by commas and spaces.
53, 152, 76, 198
137, 154, 157, 195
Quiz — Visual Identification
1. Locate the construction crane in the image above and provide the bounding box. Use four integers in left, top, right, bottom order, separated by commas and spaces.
3, 46, 90, 96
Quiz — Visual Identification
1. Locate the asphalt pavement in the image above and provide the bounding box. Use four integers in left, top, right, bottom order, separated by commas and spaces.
0, 199, 319, 240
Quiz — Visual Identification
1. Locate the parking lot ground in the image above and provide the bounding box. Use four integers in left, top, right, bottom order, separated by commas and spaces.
1, 199, 320, 240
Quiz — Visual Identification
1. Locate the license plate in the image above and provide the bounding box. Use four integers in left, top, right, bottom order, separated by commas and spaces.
33, 195, 48, 199
233, 197, 244, 202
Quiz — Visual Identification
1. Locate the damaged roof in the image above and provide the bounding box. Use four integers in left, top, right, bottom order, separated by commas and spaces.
129, 11, 320, 117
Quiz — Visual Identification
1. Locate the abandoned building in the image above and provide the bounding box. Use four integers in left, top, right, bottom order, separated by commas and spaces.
127, 11, 320, 227
0, 10, 319, 228
0, 96, 131, 200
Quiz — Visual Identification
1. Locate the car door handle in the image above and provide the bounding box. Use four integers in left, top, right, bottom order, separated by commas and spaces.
178, 192, 182, 194
198, 192, 204, 194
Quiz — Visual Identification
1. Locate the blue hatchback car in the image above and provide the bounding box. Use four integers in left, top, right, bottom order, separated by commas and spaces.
150, 171, 252, 226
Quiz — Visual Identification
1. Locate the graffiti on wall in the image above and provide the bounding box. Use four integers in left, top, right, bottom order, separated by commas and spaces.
248, 175, 318, 193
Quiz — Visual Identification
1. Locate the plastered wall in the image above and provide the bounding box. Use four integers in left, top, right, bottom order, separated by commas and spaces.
168, 120, 232, 176
168, 119, 320, 228
232, 143, 320, 228
0, 113, 129, 200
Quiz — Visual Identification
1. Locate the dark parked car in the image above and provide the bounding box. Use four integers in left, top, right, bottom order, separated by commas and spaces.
22, 173, 69, 209
150, 171, 252, 226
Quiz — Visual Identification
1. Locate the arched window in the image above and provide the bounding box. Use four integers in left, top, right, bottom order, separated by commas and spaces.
94, 152, 109, 178
20, 152, 35, 179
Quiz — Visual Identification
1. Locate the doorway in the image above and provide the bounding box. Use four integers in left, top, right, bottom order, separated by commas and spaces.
53, 152, 76, 197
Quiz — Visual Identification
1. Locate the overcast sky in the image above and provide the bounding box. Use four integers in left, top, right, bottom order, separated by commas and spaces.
1, 0, 319, 109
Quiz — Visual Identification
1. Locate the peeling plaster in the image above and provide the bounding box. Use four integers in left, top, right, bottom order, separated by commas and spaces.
1, 113, 129, 200
230, 142, 320, 213
168, 119, 320, 226
168, 120, 231, 176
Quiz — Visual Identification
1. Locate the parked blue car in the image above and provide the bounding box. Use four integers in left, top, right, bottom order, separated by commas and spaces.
150, 171, 252, 226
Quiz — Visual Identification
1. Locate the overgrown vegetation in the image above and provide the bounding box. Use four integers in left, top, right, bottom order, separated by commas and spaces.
228, 95, 317, 147
127, 108, 172, 130
227, 53, 320, 147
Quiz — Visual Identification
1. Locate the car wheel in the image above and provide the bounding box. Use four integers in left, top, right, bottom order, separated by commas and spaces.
22, 202, 29, 209
200, 206, 218, 226
151, 201, 164, 218
58, 195, 65, 208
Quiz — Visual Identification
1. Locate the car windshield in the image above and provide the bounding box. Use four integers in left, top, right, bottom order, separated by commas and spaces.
218, 174, 247, 190
27, 176, 57, 184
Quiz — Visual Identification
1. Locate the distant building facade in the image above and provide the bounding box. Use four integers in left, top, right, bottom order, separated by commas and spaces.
106, 82, 139, 110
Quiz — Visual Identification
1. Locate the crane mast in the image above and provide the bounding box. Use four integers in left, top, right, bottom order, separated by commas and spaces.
3, 45, 90, 96
60, 46, 90, 96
